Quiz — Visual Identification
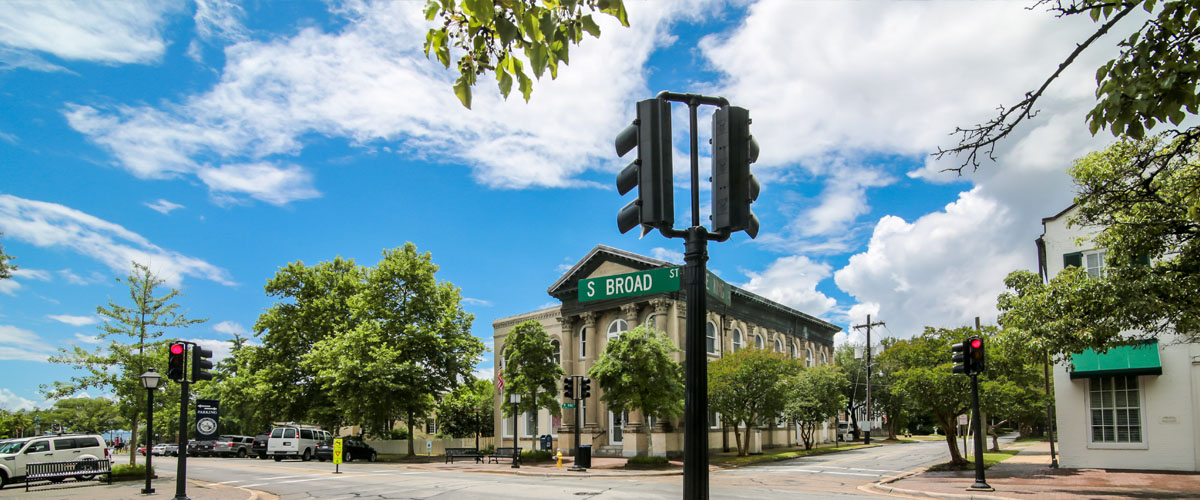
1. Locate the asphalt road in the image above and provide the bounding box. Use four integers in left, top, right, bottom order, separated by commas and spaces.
142, 440, 950, 499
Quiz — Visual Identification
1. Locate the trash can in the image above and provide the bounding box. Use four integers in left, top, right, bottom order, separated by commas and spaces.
540, 434, 552, 451
577, 444, 592, 468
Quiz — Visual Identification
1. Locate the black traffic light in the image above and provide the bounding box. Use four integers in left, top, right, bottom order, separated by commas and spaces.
167, 342, 187, 381
580, 377, 592, 399
192, 345, 214, 381
711, 105, 760, 238
616, 98, 674, 235
967, 336, 985, 374
563, 376, 575, 399
951, 336, 986, 375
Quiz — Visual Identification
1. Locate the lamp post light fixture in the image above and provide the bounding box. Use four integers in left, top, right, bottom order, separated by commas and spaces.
509, 393, 521, 469
139, 369, 162, 495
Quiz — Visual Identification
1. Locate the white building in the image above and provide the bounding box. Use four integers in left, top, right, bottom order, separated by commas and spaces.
1038, 205, 1200, 471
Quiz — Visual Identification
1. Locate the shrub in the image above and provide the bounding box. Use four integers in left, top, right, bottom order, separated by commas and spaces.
626, 455, 670, 468
110, 464, 154, 481
389, 428, 410, 440
520, 449, 554, 462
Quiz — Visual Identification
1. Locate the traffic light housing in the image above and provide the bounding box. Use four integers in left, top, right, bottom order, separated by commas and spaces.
192, 345, 214, 382
616, 98, 674, 235
563, 376, 575, 400
951, 336, 986, 375
580, 377, 592, 399
167, 342, 186, 381
711, 105, 760, 238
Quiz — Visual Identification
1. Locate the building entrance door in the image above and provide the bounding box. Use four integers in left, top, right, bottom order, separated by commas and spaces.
610, 411, 626, 445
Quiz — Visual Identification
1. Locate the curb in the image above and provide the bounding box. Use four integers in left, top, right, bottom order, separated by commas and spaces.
866, 481, 1019, 500
467, 467, 683, 478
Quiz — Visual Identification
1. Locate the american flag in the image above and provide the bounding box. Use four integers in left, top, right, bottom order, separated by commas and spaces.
497, 369, 504, 390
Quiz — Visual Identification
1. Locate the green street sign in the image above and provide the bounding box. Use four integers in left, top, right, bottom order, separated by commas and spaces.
562, 402, 576, 409
579, 267, 681, 302
706, 270, 731, 305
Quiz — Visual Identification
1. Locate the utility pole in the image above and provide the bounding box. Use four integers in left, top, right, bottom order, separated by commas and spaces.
852, 314, 884, 445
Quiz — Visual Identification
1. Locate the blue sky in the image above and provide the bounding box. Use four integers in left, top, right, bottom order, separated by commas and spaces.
0, 0, 1126, 411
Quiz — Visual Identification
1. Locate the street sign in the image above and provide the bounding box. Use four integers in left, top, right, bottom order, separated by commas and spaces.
332, 438, 343, 465
579, 267, 680, 302
562, 402, 576, 409
958, 414, 968, 426
706, 270, 731, 305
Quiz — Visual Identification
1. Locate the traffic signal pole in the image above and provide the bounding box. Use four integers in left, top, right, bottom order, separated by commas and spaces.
968, 373, 992, 491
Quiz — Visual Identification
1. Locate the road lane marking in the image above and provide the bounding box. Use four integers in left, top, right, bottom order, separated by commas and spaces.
812, 465, 905, 473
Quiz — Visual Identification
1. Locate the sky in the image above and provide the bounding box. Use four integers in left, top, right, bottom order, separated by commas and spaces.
0, 0, 1129, 411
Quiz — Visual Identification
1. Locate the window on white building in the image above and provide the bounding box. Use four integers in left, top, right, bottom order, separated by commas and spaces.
790, 342, 798, 359
806, 347, 814, 367
773, 338, 782, 353
755, 333, 764, 349
706, 321, 719, 355
551, 339, 560, 365
821, 350, 827, 365
708, 411, 720, 429
645, 314, 656, 330
1089, 375, 1142, 443
524, 411, 536, 437
1086, 250, 1107, 278
579, 326, 587, 359
732, 328, 743, 352
608, 319, 628, 339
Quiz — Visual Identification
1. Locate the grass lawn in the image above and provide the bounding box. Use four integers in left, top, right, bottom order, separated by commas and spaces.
926, 449, 1020, 472
709, 442, 876, 467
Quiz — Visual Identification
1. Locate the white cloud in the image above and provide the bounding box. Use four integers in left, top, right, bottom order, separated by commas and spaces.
649, 247, 684, 265
57, 268, 102, 285
73, 333, 102, 344
462, 297, 493, 307
212, 320, 247, 336
473, 366, 494, 383
12, 268, 51, 281
0, 324, 54, 362
740, 255, 837, 318
179, 337, 253, 363
0, 388, 38, 411
64, 1, 710, 204
0, 279, 18, 295
0, 0, 183, 65
193, 0, 248, 44
47, 314, 99, 326
833, 189, 1029, 336
0, 194, 235, 287
145, 199, 184, 214
0, 46, 72, 73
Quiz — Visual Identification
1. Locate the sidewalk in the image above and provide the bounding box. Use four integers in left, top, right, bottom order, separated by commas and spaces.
872, 441, 1200, 499
0, 477, 274, 500
406, 455, 687, 477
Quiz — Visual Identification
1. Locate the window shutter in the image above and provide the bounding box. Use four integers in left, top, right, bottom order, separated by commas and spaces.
1138, 254, 1151, 266
1063, 252, 1083, 268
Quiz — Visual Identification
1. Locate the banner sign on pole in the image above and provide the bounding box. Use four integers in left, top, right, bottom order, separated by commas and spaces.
195, 399, 219, 440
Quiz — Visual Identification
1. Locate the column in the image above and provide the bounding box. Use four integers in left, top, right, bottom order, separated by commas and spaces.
580, 312, 600, 433
557, 315, 575, 438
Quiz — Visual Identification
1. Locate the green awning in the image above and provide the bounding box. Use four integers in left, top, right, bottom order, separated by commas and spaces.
1069, 340, 1162, 379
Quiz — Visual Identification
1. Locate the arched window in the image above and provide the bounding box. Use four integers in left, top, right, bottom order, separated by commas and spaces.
820, 350, 827, 365
805, 347, 814, 367
732, 328, 743, 352
755, 333, 765, 350
706, 322, 718, 354
773, 338, 783, 353
550, 339, 561, 365
579, 326, 587, 359
499, 347, 506, 370
790, 342, 798, 358
645, 314, 656, 329
607, 319, 628, 339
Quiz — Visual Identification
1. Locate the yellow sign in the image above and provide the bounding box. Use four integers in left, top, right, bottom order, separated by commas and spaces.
332, 438, 343, 465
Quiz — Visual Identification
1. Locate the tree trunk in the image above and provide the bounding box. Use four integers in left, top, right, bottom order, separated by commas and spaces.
732, 424, 743, 456
722, 424, 729, 452
741, 425, 752, 457
406, 410, 415, 457
938, 415, 966, 464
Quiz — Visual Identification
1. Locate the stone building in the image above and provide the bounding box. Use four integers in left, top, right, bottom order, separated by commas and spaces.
492, 245, 839, 458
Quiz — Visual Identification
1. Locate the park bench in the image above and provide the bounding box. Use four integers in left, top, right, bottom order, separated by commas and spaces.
487, 447, 521, 465
444, 447, 483, 464
25, 459, 112, 491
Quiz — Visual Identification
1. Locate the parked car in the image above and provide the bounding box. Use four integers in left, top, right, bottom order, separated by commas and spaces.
187, 439, 216, 457
151, 443, 169, 456
315, 437, 377, 463
251, 434, 269, 460
267, 423, 330, 462
212, 435, 254, 458
137, 445, 147, 456
0, 434, 111, 489
162, 444, 179, 456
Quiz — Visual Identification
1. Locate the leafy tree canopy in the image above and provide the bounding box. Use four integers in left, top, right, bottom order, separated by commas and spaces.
707, 348, 800, 456
0, 231, 15, 280
783, 365, 848, 450
501, 319, 563, 419
424, 0, 628, 108
588, 325, 684, 425
437, 377, 495, 440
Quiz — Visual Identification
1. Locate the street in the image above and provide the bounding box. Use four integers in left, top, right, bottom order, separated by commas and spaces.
118, 440, 948, 499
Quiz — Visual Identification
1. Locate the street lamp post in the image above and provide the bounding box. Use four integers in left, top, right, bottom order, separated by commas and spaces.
509, 393, 521, 469
139, 369, 162, 495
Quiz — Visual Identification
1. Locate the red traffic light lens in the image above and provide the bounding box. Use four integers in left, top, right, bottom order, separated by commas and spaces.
170, 344, 185, 355
970, 339, 982, 349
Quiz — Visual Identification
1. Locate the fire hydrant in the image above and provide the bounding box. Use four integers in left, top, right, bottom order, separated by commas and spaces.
556, 450, 563, 468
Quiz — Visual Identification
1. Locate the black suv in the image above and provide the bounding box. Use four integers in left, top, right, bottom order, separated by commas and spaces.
251, 434, 269, 459
315, 437, 377, 462
187, 439, 216, 457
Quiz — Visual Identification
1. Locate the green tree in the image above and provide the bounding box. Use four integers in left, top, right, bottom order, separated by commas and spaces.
708, 348, 800, 456
436, 377, 494, 449
0, 231, 15, 280
588, 325, 685, 452
46, 397, 124, 435
833, 343, 868, 437
501, 319, 563, 446
45, 262, 205, 465
783, 365, 848, 450
305, 244, 482, 456
423, 0, 628, 108
880, 328, 972, 465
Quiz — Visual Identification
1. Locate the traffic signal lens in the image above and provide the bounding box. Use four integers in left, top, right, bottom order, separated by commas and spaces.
971, 338, 982, 349
170, 344, 184, 355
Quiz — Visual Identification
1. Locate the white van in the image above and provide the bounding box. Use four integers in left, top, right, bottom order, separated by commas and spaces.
266, 423, 330, 462
0, 434, 110, 488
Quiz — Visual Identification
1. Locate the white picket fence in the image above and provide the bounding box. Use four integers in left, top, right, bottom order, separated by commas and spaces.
364, 437, 500, 455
